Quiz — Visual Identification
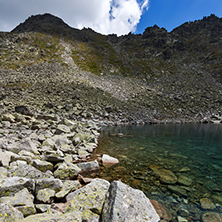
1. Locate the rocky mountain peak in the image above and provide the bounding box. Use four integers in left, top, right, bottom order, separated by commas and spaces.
11, 13, 73, 34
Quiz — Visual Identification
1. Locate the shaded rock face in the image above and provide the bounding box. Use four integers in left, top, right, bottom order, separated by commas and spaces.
101, 180, 160, 222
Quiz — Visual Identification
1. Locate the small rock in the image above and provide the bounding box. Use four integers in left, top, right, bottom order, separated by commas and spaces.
168, 185, 187, 197
202, 212, 222, 222
200, 198, 216, 210
177, 175, 193, 186
154, 168, 177, 184
177, 216, 188, 222
55, 124, 71, 134
36, 188, 55, 204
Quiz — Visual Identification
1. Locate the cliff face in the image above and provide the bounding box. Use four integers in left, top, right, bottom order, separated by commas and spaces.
0, 13, 222, 123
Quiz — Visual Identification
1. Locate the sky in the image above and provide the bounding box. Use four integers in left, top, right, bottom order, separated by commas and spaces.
0, 0, 222, 36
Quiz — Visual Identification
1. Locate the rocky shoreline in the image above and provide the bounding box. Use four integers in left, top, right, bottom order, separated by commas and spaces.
0, 106, 221, 222
0, 107, 163, 222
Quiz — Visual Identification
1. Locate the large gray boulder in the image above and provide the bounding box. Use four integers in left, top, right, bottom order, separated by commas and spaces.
0, 177, 35, 197
101, 180, 160, 222
0, 203, 24, 221
9, 164, 52, 179
0, 188, 36, 217
64, 178, 110, 221
35, 178, 63, 193
54, 162, 81, 180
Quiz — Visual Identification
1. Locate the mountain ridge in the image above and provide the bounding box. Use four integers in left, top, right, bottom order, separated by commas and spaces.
0, 13, 222, 123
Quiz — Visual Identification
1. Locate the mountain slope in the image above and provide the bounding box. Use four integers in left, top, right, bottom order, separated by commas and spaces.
0, 13, 222, 123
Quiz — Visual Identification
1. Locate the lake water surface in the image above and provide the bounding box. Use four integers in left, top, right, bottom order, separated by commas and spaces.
92, 123, 222, 219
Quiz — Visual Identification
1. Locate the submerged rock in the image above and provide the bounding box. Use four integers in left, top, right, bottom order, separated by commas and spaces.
202, 212, 222, 222
101, 180, 160, 222
200, 198, 216, 210
153, 168, 177, 184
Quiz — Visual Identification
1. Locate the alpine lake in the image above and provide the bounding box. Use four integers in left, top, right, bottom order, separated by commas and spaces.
91, 123, 222, 220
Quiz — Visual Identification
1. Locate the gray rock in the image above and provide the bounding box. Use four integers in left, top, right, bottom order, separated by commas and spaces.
55, 180, 81, 199
77, 160, 100, 176
54, 162, 81, 180
0, 177, 35, 197
0, 203, 24, 221
101, 180, 160, 222
56, 124, 71, 134
35, 178, 63, 193
0, 188, 36, 217
9, 164, 52, 179
37, 114, 59, 122
64, 178, 110, 219
35, 204, 51, 213
2, 114, 15, 123
22, 211, 81, 222
36, 188, 55, 204
32, 159, 54, 172
18, 138, 39, 154
0, 167, 8, 178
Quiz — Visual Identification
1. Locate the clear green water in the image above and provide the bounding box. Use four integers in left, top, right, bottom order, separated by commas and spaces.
93, 123, 222, 217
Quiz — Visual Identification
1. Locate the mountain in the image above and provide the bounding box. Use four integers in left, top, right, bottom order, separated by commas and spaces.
1, 13, 222, 123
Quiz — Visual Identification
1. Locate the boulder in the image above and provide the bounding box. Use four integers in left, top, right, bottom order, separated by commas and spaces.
32, 159, 54, 172
15, 105, 32, 116
101, 180, 160, 222
153, 168, 177, 184
9, 164, 52, 179
77, 160, 100, 176
18, 138, 39, 155
2, 114, 15, 123
55, 124, 71, 134
64, 178, 110, 220
35, 178, 63, 193
54, 162, 81, 180
102, 154, 119, 167
36, 188, 55, 204
0, 203, 24, 221
0, 177, 35, 197
22, 211, 81, 222
55, 180, 81, 199
0, 188, 36, 217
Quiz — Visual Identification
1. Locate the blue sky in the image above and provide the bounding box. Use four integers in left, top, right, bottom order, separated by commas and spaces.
136, 0, 222, 33
0, 0, 221, 35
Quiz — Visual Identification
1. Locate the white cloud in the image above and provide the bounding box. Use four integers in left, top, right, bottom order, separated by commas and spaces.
0, 0, 149, 35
